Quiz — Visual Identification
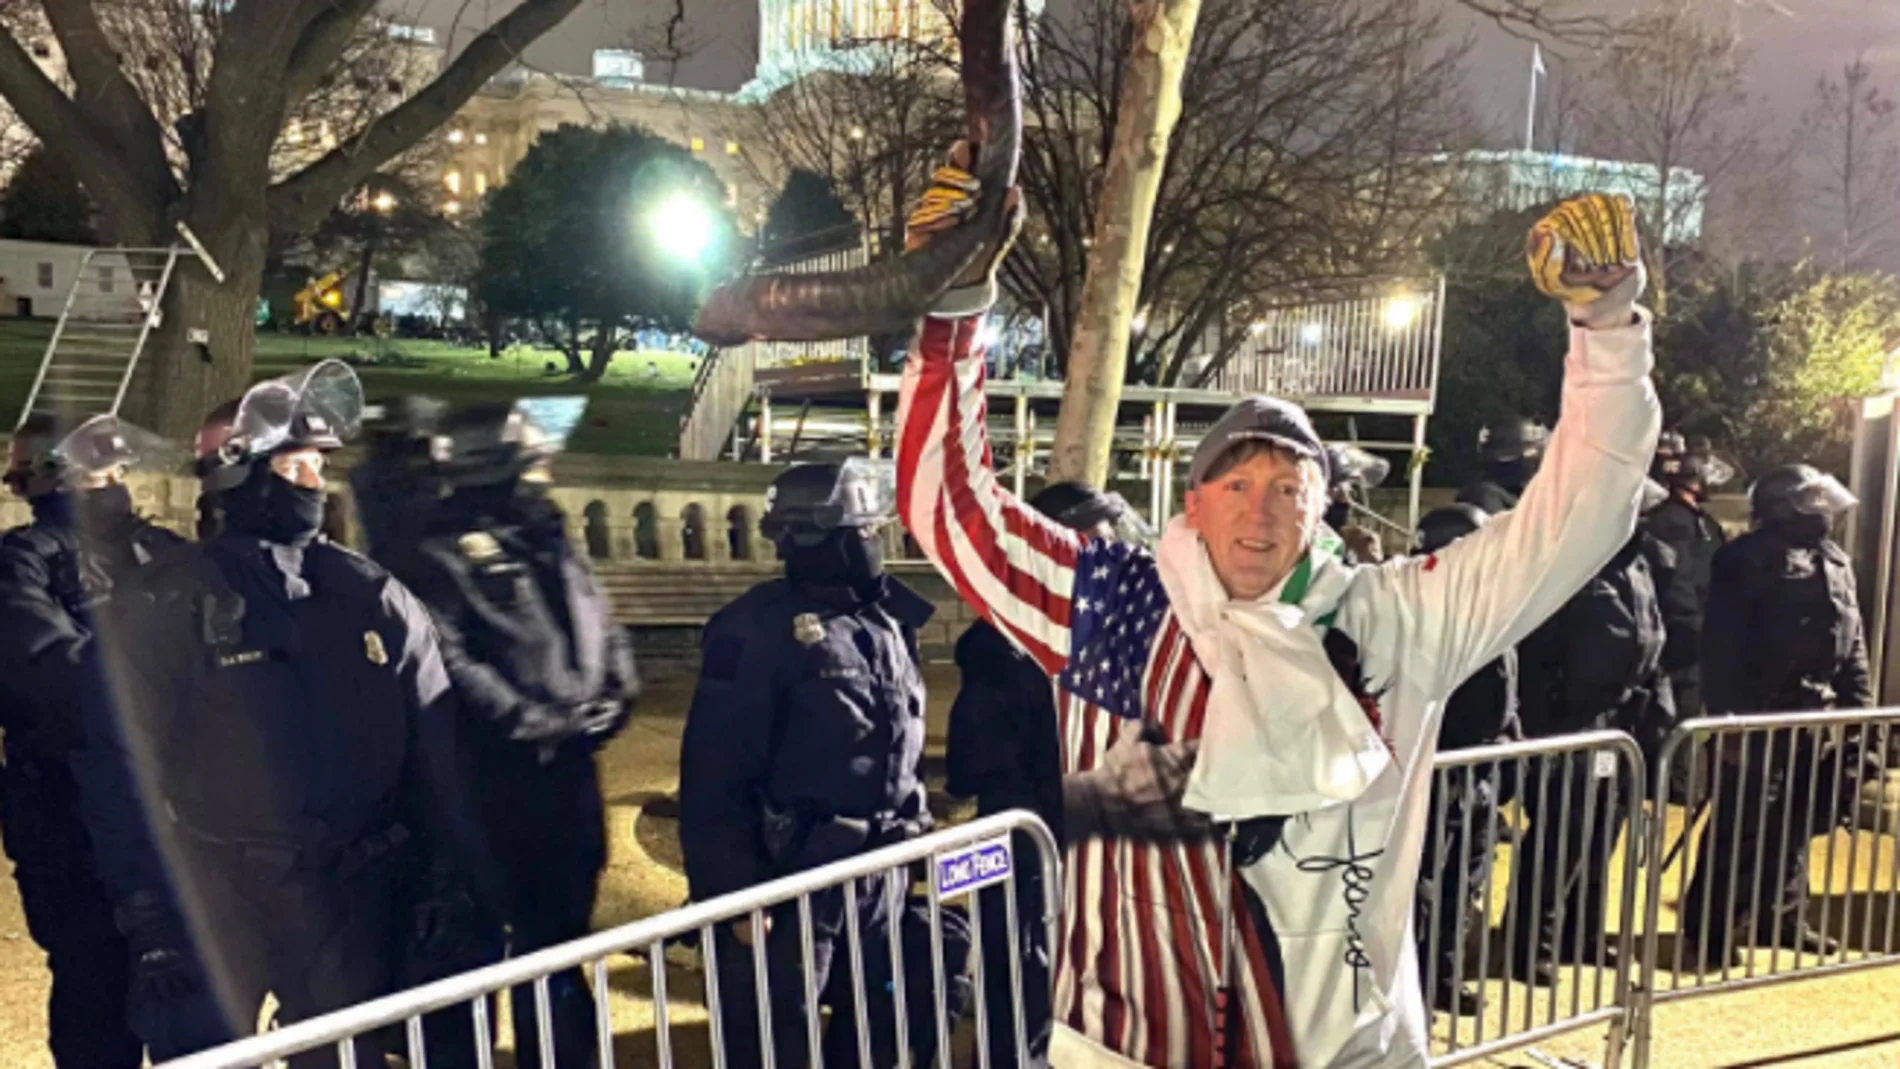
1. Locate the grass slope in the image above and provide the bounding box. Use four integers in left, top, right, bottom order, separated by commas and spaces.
0, 320, 699, 456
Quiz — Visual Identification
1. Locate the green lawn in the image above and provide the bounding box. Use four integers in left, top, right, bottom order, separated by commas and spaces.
0, 320, 700, 456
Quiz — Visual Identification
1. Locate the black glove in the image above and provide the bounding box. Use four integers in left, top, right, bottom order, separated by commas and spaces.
576, 697, 629, 741
115, 891, 202, 1001
1062, 726, 1212, 843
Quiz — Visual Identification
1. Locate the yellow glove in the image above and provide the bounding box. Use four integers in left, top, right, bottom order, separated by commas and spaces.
1526, 193, 1646, 327
906, 141, 1023, 314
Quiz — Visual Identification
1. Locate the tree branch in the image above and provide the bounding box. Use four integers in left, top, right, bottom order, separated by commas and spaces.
39, 0, 173, 182
283, 0, 379, 106
0, 14, 170, 238
267, 0, 583, 240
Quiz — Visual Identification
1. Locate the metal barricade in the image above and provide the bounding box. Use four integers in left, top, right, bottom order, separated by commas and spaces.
1633, 711, 1900, 1069
1421, 731, 1648, 1069
153, 811, 1060, 1069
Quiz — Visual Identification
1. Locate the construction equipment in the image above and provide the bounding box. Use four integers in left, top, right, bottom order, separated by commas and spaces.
293, 264, 354, 334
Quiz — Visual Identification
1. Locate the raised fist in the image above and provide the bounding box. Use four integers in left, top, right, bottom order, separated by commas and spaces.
1526, 193, 1646, 328
906, 141, 1023, 312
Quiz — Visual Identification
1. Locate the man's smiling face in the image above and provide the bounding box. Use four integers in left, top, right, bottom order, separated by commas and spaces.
1184, 443, 1326, 600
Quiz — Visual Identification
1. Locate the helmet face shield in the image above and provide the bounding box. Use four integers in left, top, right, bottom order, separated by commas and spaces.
825, 456, 897, 531
1329, 444, 1391, 491
1640, 478, 1669, 512
1786, 473, 1857, 517
233, 359, 364, 457
6, 415, 180, 496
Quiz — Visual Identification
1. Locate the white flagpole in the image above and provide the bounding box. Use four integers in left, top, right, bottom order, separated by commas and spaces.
1525, 43, 1544, 152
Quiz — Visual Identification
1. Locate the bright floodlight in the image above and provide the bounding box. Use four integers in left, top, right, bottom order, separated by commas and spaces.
1383, 293, 1421, 331
1300, 322, 1324, 346
650, 193, 717, 262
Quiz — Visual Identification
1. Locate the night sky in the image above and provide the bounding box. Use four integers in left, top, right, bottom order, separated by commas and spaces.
407, 0, 1900, 142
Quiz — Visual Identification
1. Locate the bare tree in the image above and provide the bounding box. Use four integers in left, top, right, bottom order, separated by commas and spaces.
0, 0, 586, 437
730, 13, 961, 262
1574, 3, 1755, 317
1008, 0, 1471, 396
1800, 56, 1900, 274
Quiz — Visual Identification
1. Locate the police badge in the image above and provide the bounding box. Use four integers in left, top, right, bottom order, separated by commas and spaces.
793, 613, 825, 646
364, 630, 390, 666
458, 531, 502, 562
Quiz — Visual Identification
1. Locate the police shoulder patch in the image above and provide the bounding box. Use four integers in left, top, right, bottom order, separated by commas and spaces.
364, 630, 390, 666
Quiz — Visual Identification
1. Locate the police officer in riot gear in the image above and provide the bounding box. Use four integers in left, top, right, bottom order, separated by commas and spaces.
1509, 494, 1673, 984
0, 414, 183, 1069
1411, 504, 1520, 1016
1681, 464, 1870, 965
1325, 443, 1392, 565
1642, 433, 1732, 724
1458, 417, 1549, 514
680, 459, 971, 1069
946, 481, 1148, 1069
72, 362, 484, 1067
361, 397, 637, 1069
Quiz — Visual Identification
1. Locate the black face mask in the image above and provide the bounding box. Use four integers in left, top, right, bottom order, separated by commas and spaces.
785, 527, 884, 597
29, 483, 133, 532
1771, 513, 1831, 548
221, 463, 327, 547
1484, 458, 1536, 495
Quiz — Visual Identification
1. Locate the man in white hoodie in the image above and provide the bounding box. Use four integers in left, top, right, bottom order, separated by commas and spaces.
896, 152, 1660, 1068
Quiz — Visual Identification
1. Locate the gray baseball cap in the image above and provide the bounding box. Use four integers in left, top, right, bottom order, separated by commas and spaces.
1188, 396, 1329, 487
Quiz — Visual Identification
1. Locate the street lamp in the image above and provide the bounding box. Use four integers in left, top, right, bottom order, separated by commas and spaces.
649, 192, 718, 263
1383, 293, 1422, 331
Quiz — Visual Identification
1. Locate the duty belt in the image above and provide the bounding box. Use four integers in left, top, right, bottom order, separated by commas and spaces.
166, 803, 411, 880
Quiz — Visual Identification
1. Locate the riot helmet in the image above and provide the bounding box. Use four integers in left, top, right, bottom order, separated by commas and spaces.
194, 361, 363, 547
194, 359, 364, 492
1029, 480, 1152, 543
429, 397, 586, 489
6, 413, 175, 498
760, 458, 896, 549
1324, 443, 1392, 530
1416, 502, 1489, 555
1750, 464, 1855, 545
1653, 431, 1733, 499
1477, 417, 1548, 494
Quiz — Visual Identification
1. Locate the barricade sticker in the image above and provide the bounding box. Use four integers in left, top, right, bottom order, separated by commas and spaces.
935, 836, 1013, 898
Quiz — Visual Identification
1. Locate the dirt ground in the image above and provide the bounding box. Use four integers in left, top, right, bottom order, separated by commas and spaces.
0, 668, 1895, 1068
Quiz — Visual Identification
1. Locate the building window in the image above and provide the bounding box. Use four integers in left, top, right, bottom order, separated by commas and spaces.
444, 170, 462, 195
725, 140, 740, 156
690, 137, 705, 153
474, 132, 489, 146
96, 266, 113, 295
285, 119, 304, 144
447, 129, 466, 145
681, 504, 707, 560
726, 505, 753, 561
474, 173, 488, 196
36, 263, 52, 289
444, 199, 462, 216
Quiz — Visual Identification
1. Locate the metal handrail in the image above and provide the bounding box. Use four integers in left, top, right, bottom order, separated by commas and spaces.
154, 810, 1060, 1069
112, 249, 180, 415
14, 249, 97, 428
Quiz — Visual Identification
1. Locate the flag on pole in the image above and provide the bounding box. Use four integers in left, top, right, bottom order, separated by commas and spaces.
1532, 43, 1547, 77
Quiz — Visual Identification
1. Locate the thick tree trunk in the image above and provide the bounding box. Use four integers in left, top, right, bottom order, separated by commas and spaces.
581, 323, 619, 382
120, 210, 268, 442
1049, 0, 1203, 485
